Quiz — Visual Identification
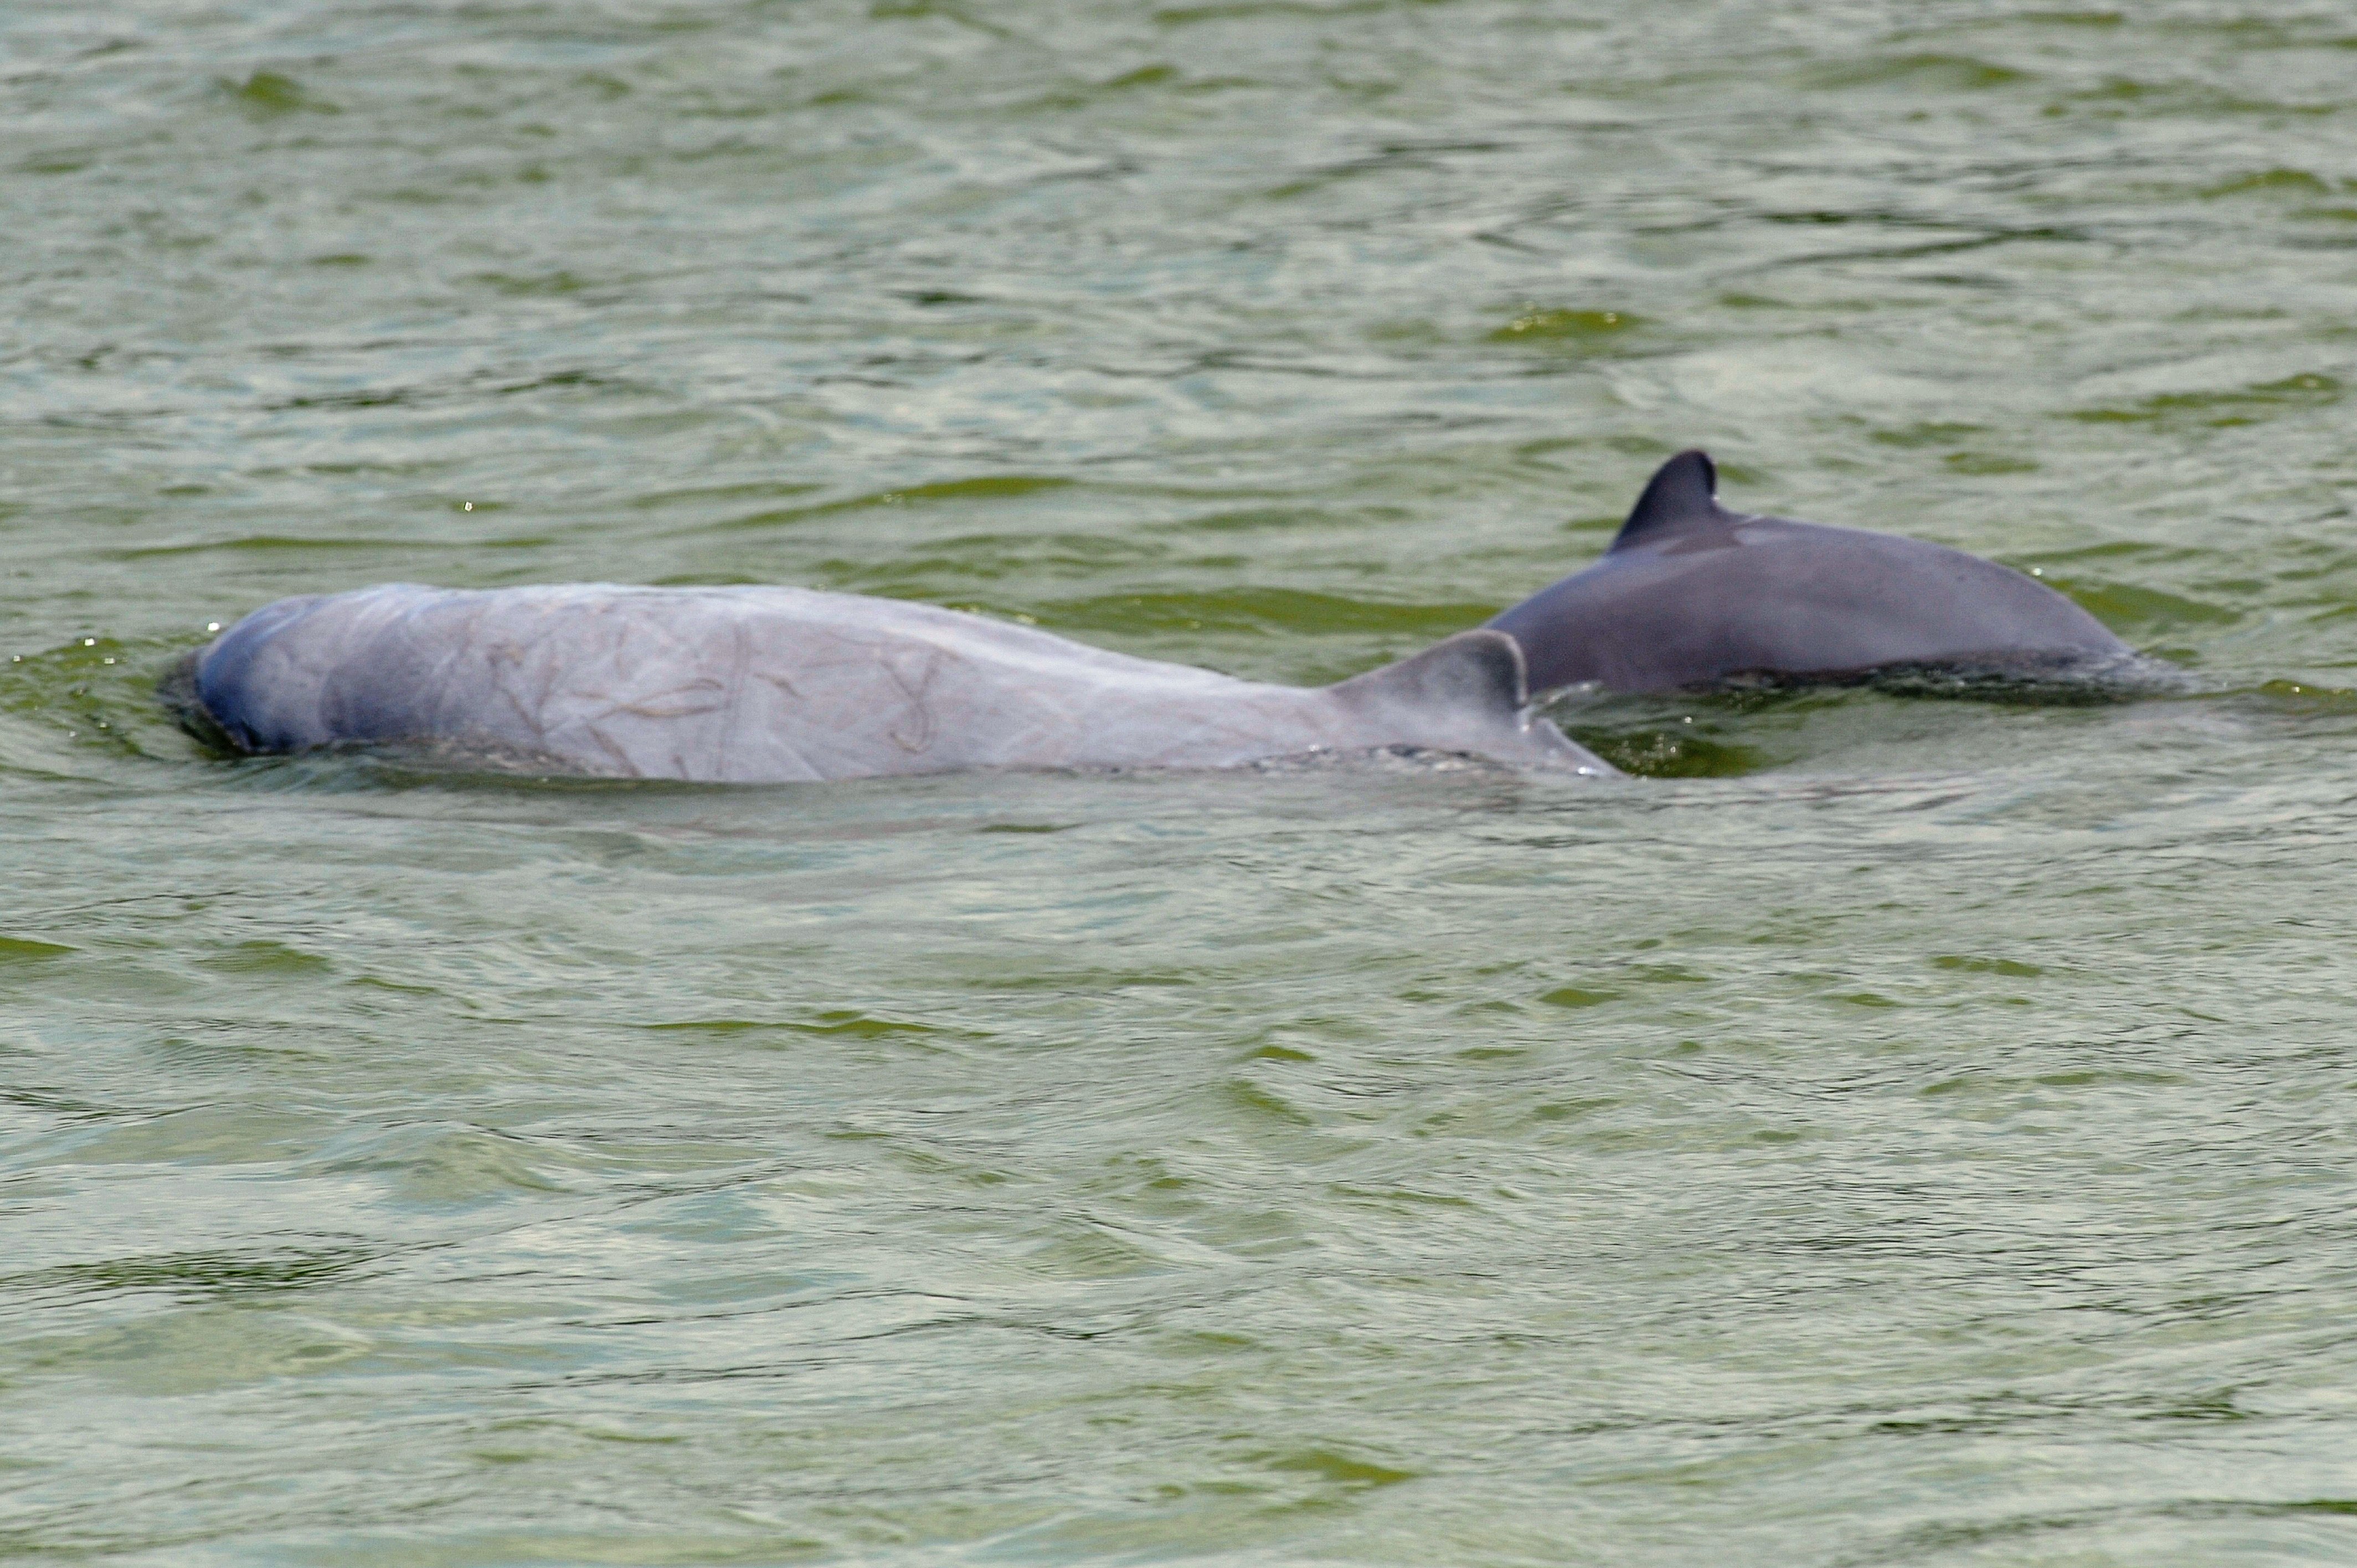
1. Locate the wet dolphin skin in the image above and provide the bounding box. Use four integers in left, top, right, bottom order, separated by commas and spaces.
174, 450, 2130, 783
178, 584, 1605, 782
1489, 450, 2129, 695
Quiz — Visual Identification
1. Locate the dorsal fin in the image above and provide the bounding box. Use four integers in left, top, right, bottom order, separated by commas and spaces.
1328, 629, 1529, 715
1609, 449, 1725, 553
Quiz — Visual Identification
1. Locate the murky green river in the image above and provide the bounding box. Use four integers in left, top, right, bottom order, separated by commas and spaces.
7, 2, 2357, 1562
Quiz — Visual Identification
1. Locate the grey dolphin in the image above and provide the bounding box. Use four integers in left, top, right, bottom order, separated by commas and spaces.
174, 582, 1608, 782
1487, 450, 2132, 694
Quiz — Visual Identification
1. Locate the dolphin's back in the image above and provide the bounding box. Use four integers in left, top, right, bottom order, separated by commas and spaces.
1489, 451, 2131, 694
189, 584, 1602, 780
1493, 518, 2127, 694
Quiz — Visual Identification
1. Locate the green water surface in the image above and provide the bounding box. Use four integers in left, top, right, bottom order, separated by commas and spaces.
6, 2, 2357, 1563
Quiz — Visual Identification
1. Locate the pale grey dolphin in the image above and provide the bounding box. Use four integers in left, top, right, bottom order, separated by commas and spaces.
1488, 450, 2133, 694
174, 582, 1608, 782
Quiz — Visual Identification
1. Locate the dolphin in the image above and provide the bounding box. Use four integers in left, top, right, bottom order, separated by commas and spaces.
170, 582, 1608, 782
1488, 450, 2132, 694
168, 450, 2134, 785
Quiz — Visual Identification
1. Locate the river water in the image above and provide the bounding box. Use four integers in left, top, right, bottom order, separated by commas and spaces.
6, 2, 2357, 1562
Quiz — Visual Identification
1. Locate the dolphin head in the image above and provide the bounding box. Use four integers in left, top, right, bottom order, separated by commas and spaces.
1484, 449, 2132, 695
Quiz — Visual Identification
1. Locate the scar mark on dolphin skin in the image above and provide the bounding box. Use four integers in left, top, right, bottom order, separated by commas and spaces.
614, 684, 725, 719
581, 723, 636, 776
765, 735, 822, 782
881, 643, 941, 754
715, 613, 751, 778
486, 637, 553, 744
